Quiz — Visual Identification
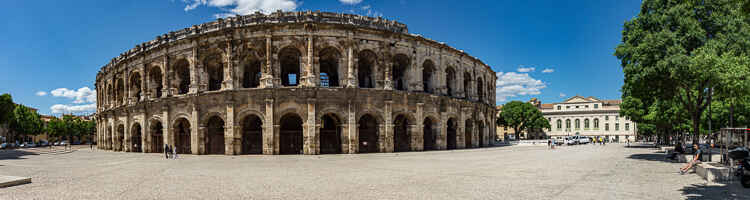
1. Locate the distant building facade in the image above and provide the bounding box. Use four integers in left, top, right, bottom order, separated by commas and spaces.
541, 96, 636, 142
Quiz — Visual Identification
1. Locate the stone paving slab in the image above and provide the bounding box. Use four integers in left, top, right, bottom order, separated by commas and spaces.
0, 175, 31, 188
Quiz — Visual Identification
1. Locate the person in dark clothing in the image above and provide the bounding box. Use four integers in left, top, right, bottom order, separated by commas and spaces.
164, 144, 170, 159
680, 144, 702, 174
668, 142, 684, 160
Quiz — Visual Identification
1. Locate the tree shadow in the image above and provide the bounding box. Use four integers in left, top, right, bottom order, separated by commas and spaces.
0, 150, 39, 160
627, 153, 679, 163
680, 183, 750, 200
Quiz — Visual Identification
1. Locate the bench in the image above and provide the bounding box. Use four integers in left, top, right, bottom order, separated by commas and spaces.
695, 162, 731, 182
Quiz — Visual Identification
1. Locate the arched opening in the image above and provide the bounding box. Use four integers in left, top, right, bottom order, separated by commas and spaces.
393, 114, 411, 152
477, 121, 485, 147
319, 48, 340, 87
357, 50, 376, 88
204, 53, 224, 91
129, 72, 142, 101
446, 67, 456, 96
279, 113, 303, 154
279, 47, 301, 87
116, 78, 125, 105
319, 114, 341, 154
106, 125, 112, 149
477, 77, 484, 102
447, 118, 457, 150
107, 84, 113, 106
149, 66, 163, 98
150, 120, 163, 153
423, 117, 436, 151
241, 115, 263, 154
463, 72, 471, 99
422, 60, 435, 94
464, 119, 473, 148
205, 116, 225, 155
392, 54, 409, 91
131, 123, 142, 152
358, 114, 379, 153
173, 118, 192, 154
173, 59, 191, 95
242, 56, 261, 88
117, 124, 125, 151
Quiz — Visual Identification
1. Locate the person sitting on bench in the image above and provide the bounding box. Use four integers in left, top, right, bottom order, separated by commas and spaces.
680, 144, 702, 174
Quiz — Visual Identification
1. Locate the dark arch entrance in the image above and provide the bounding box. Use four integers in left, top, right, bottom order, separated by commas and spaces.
174, 118, 192, 154
206, 116, 225, 155
279, 114, 303, 154
149, 66, 163, 98
319, 48, 340, 87
319, 114, 341, 154
423, 117, 436, 151
465, 119, 473, 148
393, 114, 411, 152
357, 50, 376, 88
241, 115, 263, 154
204, 54, 224, 91
150, 121, 163, 153
477, 121, 485, 147
131, 123, 142, 152
242, 56, 261, 88
392, 54, 410, 91
358, 114, 379, 153
117, 124, 125, 151
447, 118, 457, 150
174, 59, 191, 94
280, 47, 301, 87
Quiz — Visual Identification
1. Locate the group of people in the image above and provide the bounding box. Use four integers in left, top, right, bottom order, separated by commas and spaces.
164, 144, 178, 159
591, 137, 607, 145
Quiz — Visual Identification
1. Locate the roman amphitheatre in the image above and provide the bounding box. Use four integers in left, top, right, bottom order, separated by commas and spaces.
94, 11, 497, 155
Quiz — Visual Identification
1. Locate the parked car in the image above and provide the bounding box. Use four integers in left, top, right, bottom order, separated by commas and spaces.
60, 141, 69, 146
578, 136, 590, 144
1, 143, 8, 149
566, 136, 578, 145
27, 142, 37, 148
39, 140, 49, 146
72, 141, 81, 145
554, 138, 565, 145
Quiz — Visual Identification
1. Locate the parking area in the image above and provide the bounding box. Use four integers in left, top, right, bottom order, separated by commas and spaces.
1, 144, 747, 199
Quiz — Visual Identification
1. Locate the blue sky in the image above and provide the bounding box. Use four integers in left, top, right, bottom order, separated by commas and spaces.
0, 0, 642, 115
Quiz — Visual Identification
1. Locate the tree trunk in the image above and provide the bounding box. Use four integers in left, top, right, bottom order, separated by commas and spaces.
691, 113, 700, 145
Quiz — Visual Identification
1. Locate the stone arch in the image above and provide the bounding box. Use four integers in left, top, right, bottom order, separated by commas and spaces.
149, 118, 164, 153
318, 47, 341, 87
357, 49, 378, 88
202, 51, 224, 91
446, 66, 456, 96
422, 59, 435, 94
279, 113, 304, 154
476, 120, 485, 147
239, 49, 262, 88
392, 54, 410, 91
240, 114, 263, 154
423, 115, 439, 151
319, 113, 343, 154
393, 113, 414, 152
279, 46, 302, 87
205, 115, 225, 154
446, 117, 458, 150
200, 112, 226, 127
115, 77, 125, 105
131, 122, 143, 152
464, 119, 473, 148
129, 71, 142, 101
172, 58, 191, 95
463, 71, 471, 98
358, 114, 380, 153
148, 64, 164, 98
106, 83, 114, 106
116, 123, 125, 151
477, 77, 484, 102
173, 117, 192, 154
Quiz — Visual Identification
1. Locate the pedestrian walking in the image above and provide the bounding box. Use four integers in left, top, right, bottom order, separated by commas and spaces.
164, 144, 170, 159
547, 139, 551, 149
172, 145, 178, 159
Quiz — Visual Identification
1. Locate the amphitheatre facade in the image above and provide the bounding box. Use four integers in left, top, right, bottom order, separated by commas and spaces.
95, 11, 497, 155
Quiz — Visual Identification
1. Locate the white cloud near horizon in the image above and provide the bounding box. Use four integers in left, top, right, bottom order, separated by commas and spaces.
45, 87, 97, 114
339, 0, 363, 5
50, 104, 97, 114
542, 68, 555, 73
35, 91, 47, 96
495, 72, 546, 103
182, 0, 299, 18
559, 93, 567, 98
517, 67, 535, 73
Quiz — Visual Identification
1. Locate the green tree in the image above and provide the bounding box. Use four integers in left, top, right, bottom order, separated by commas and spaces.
615, 0, 750, 144
498, 101, 549, 140
45, 118, 67, 142
10, 105, 43, 142
0, 93, 14, 124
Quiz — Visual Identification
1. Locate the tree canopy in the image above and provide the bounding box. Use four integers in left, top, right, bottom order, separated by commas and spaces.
497, 101, 550, 139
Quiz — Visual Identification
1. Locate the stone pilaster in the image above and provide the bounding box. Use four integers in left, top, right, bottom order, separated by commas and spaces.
162, 105, 171, 150
383, 100, 393, 152
189, 44, 200, 94
161, 56, 170, 97
225, 101, 237, 155
260, 35, 275, 88
346, 100, 357, 153
191, 103, 201, 154
414, 103, 424, 151
304, 98, 318, 155
458, 109, 466, 149
263, 98, 275, 155
222, 39, 234, 90
438, 112, 447, 150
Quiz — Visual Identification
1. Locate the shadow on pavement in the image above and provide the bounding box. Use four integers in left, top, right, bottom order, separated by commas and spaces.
680, 183, 750, 200
627, 153, 678, 163
0, 150, 40, 160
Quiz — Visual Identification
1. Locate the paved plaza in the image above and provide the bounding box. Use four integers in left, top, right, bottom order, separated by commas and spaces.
1, 144, 748, 199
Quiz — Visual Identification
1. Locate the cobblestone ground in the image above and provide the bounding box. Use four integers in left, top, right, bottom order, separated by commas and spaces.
1, 144, 748, 199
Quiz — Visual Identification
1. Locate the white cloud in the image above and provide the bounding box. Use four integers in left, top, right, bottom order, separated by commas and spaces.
340, 0, 363, 4
182, 0, 299, 18
495, 72, 546, 103
50, 104, 96, 114
559, 93, 566, 98
36, 91, 47, 96
361, 5, 371, 10
542, 68, 555, 73
517, 67, 535, 73
50, 87, 97, 104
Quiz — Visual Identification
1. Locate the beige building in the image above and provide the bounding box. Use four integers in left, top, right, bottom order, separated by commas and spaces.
541, 96, 636, 142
